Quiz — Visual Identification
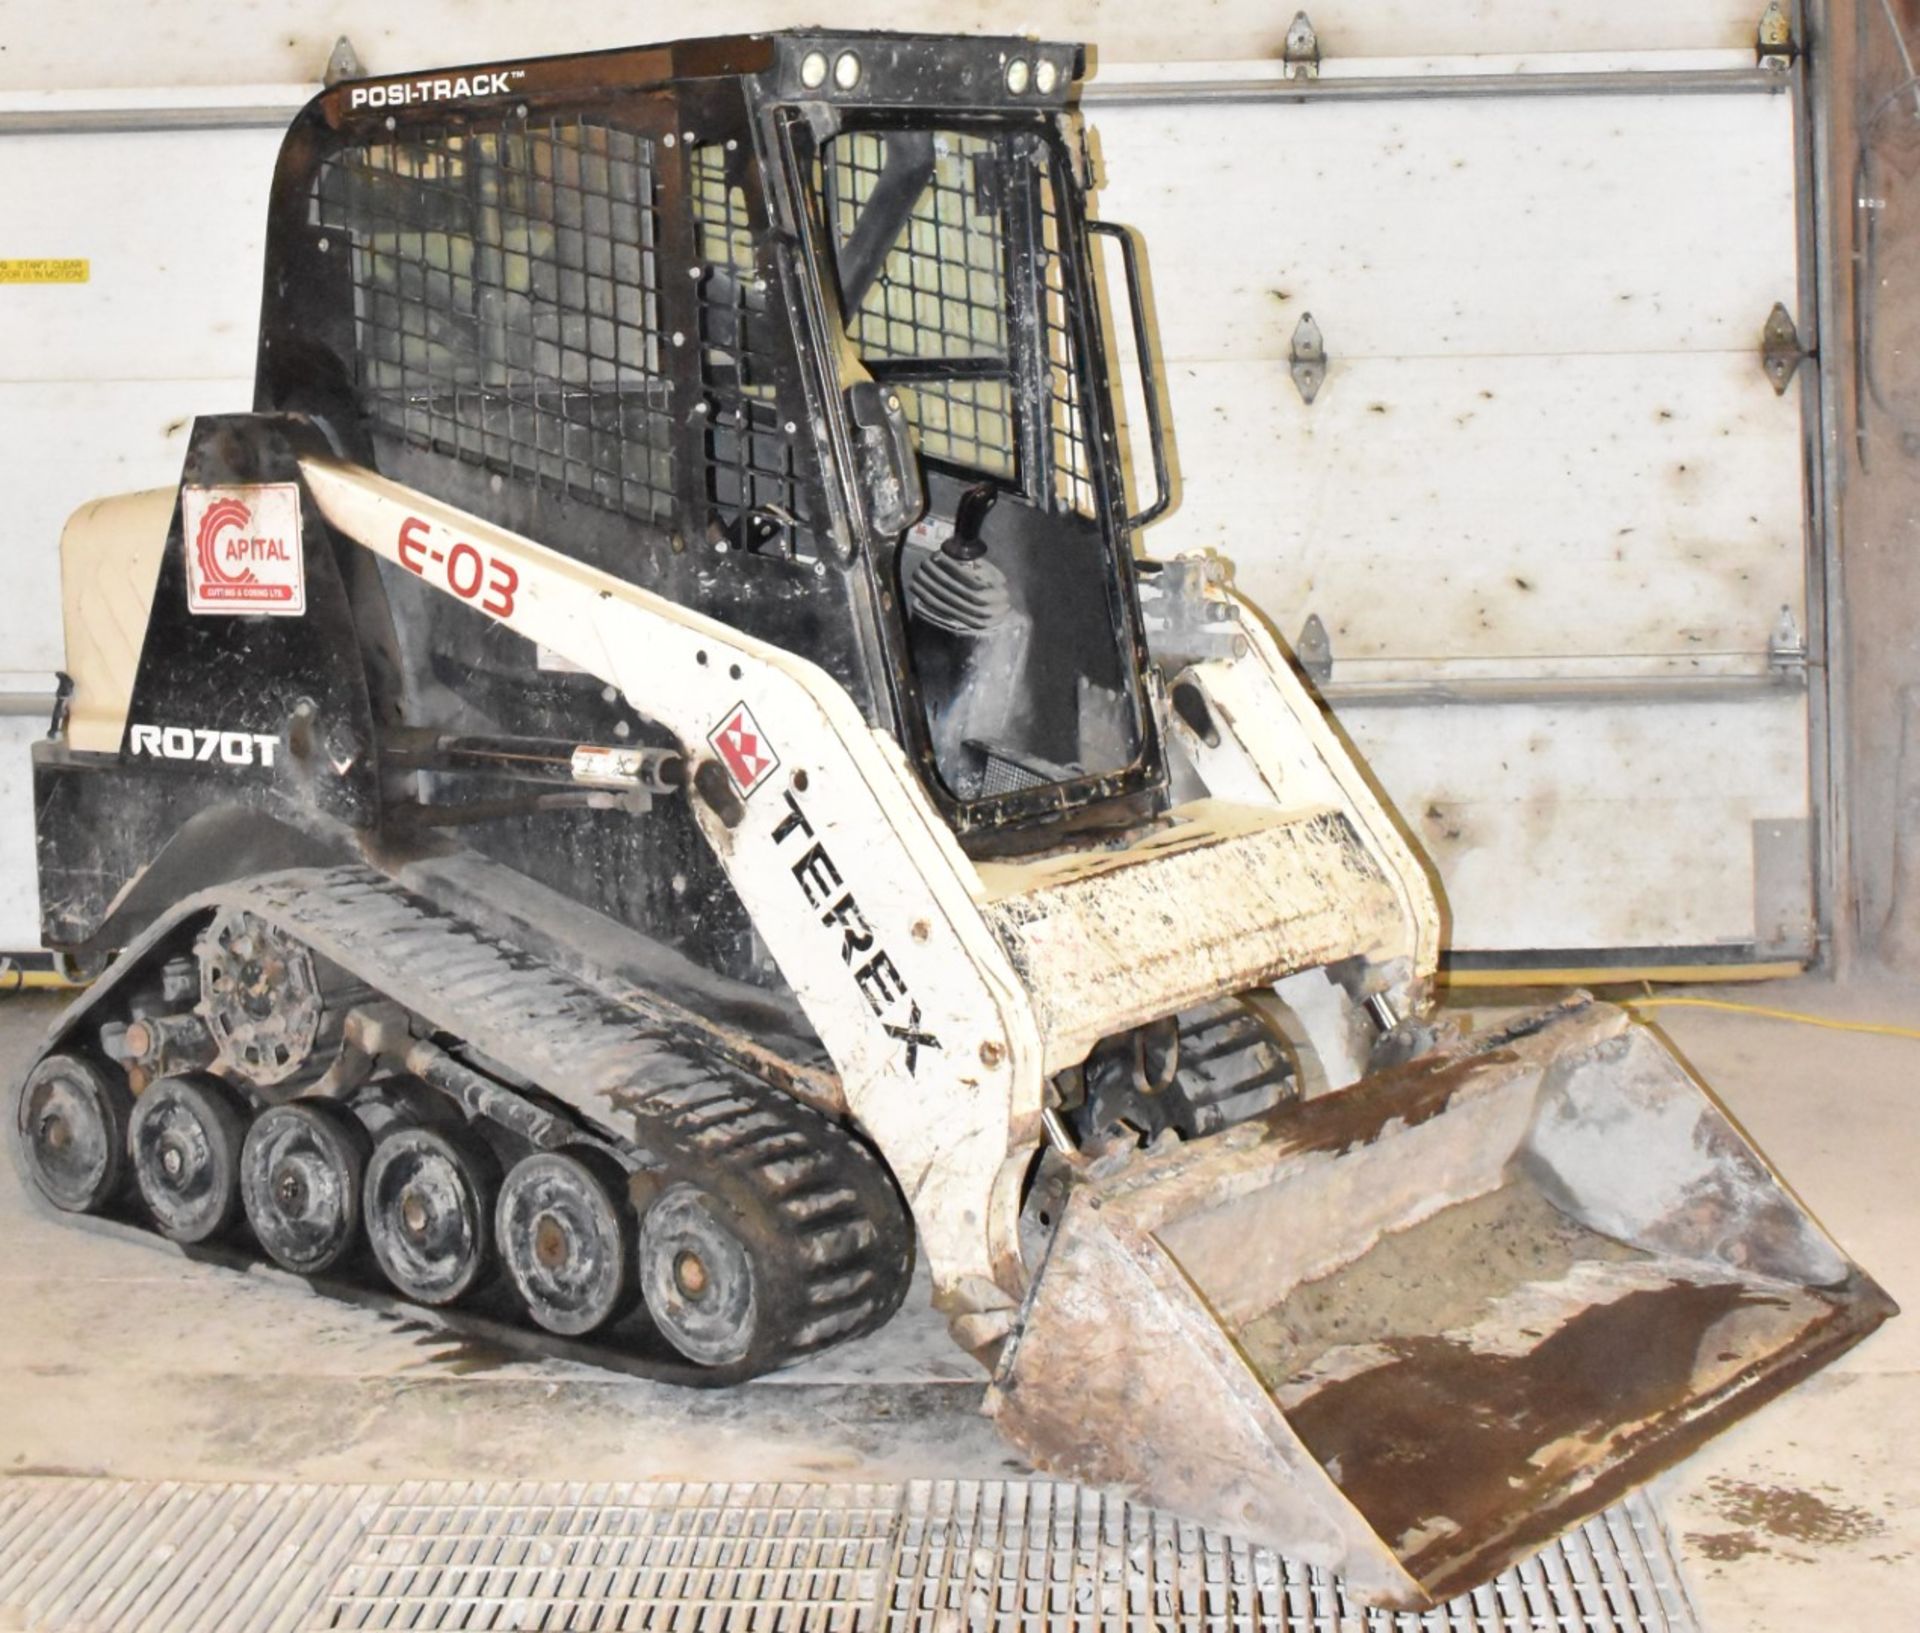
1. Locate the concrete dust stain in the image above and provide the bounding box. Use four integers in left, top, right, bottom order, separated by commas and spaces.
1704, 1477, 1885, 1549
1687, 1528, 1768, 1562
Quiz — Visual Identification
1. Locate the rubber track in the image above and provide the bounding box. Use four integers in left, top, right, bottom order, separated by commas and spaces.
30, 864, 915, 1381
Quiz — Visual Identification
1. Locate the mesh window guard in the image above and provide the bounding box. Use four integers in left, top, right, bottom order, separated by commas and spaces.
1036, 172, 1095, 517
829, 130, 1014, 481
690, 144, 821, 544
313, 115, 676, 526
825, 129, 1095, 513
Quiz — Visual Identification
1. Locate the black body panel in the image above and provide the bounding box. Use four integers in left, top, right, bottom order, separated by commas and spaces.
35, 417, 380, 951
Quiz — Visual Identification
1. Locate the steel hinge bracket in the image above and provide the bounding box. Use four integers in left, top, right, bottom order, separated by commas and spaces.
1761, 302, 1810, 394
1290, 312, 1327, 404
1756, 1, 1798, 70
1282, 13, 1321, 80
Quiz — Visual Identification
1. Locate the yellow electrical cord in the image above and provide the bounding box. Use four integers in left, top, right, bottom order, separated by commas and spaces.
1625, 994, 1920, 1042
0, 962, 84, 993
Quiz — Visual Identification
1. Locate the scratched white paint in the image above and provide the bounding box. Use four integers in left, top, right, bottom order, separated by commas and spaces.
1155, 584, 1443, 985
978, 801, 1411, 1073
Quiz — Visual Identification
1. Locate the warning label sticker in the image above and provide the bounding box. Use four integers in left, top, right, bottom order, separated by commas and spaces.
0, 259, 90, 284
181, 484, 306, 616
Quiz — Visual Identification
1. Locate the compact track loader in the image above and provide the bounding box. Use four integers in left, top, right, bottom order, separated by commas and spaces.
11, 31, 1893, 1608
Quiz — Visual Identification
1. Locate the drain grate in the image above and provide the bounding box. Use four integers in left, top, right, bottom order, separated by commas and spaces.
0, 1478, 383, 1633
322, 1480, 902, 1631
883, 1482, 1696, 1633
0, 1476, 1698, 1633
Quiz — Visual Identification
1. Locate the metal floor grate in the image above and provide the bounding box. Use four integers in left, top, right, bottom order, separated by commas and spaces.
0, 1478, 385, 1633
0, 1476, 1699, 1633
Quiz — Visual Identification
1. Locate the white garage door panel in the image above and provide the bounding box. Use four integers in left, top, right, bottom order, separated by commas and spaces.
1156, 353, 1805, 671
0, 380, 253, 673
0, 129, 278, 384
1342, 692, 1809, 950
1091, 90, 1796, 365
1087, 69, 1815, 957
0, 4, 1768, 91
0, 717, 47, 949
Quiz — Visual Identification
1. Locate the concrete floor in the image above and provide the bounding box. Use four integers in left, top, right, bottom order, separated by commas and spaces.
1617, 977, 1920, 1630
1, 976, 1914, 1628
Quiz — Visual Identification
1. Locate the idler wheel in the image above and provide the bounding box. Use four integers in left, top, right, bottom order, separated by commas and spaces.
364, 1125, 499, 1305
15, 1052, 132, 1214
241, 1101, 371, 1274
129, 1075, 248, 1243
497, 1149, 639, 1336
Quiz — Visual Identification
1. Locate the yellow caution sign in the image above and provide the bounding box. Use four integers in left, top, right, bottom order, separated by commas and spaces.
0, 259, 90, 285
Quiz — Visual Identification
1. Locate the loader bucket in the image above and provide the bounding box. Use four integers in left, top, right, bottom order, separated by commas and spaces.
989, 997, 1895, 1610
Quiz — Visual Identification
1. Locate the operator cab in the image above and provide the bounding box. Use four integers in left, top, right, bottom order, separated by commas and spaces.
259, 30, 1169, 848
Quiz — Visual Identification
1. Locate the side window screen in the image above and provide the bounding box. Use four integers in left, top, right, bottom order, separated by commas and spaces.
313, 116, 675, 524
826, 131, 1013, 480
819, 129, 1095, 514
1037, 171, 1094, 517
690, 144, 821, 548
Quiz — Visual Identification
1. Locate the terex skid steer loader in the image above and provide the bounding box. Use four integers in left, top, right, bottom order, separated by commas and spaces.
11, 31, 1893, 1607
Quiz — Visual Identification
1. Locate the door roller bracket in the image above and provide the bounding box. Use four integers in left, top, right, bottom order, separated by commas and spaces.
1290, 312, 1327, 404
1282, 13, 1321, 80
1761, 302, 1810, 395
1294, 612, 1333, 684
1755, 1, 1798, 70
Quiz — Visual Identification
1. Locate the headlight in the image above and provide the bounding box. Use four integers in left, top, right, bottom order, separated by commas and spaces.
834, 51, 862, 91
799, 50, 829, 90
1034, 58, 1059, 95
1006, 58, 1031, 94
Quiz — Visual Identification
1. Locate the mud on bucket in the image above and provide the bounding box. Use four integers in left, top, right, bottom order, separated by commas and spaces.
987, 997, 1896, 1611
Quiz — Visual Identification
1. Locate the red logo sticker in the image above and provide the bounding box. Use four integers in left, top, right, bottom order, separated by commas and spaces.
181, 484, 305, 616
708, 702, 779, 798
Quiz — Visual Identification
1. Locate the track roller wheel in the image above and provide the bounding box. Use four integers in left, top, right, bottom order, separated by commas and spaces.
129, 1075, 248, 1243
364, 1125, 499, 1305
497, 1149, 639, 1336
638, 1182, 767, 1367
241, 1101, 371, 1275
15, 1052, 133, 1214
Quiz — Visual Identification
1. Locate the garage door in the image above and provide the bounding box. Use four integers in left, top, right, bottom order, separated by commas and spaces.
0, 4, 1831, 972
1084, 20, 1829, 971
